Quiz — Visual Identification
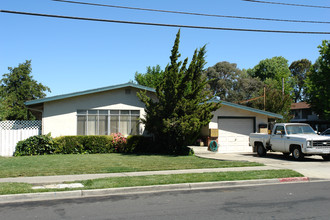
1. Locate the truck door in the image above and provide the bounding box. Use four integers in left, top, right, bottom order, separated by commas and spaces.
271, 125, 285, 152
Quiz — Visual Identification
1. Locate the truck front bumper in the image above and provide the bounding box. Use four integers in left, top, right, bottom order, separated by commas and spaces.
303, 147, 330, 155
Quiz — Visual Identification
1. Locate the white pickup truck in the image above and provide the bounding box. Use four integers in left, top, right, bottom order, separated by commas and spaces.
249, 123, 330, 160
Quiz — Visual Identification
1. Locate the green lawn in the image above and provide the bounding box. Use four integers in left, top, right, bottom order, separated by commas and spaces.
0, 154, 262, 178
0, 169, 303, 195
79, 169, 303, 189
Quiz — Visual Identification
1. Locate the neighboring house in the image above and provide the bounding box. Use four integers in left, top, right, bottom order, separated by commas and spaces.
291, 102, 318, 123
290, 102, 329, 132
25, 82, 282, 153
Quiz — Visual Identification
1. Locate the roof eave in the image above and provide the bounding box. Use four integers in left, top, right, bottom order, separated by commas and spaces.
208, 99, 283, 119
25, 82, 155, 106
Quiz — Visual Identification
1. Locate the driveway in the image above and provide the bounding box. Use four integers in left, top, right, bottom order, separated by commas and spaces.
192, 147, 330, 180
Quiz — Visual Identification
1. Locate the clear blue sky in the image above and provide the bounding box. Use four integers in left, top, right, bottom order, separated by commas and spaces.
1, 0, 329, 96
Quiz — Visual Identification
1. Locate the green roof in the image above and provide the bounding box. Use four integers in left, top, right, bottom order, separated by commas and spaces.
25, 82, 155, 105
208, 99, 283, 119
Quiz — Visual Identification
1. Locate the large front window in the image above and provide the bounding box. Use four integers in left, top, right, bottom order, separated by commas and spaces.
77, 110, 140, 136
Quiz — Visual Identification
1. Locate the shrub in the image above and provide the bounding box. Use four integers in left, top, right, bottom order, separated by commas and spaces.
53, 136, 85, 154
54, 135, 114, 154
83, 135, 113, 153
111, 133, 127, 153
14, 134, 56, 156
125, 135, 153, 153
14, 134, 192, 156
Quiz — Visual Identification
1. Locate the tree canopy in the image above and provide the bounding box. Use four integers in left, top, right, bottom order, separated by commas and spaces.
247, 56, 293, 94
245, 56, 294, 122
289, 59, 312, 102
251, 80, 292, 122
205, 61, 263, 103
0, 60, 50, 120
134, 65, 164, 88
138, 30, 220, 154
306, 40, 330, 120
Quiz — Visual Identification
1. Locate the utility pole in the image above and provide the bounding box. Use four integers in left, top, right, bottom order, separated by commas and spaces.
282, 78, 284, 100
264, 86, 266, 111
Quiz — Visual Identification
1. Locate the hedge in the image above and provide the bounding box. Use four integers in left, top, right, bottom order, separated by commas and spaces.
14, 134, 158, 156
54, 136, 115, 154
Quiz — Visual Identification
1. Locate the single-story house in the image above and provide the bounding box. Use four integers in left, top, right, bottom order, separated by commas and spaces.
25, 82, 282, 153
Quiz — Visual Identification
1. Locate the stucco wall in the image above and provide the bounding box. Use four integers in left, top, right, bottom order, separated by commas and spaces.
43, 88, 153, 137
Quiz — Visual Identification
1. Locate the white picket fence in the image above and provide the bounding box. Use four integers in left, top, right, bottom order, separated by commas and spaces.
0, 120, 42, 157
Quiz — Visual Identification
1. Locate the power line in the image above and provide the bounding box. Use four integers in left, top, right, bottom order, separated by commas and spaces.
242, 0, 330, 9
52, 0, 330, 24
1, 10, 330, 34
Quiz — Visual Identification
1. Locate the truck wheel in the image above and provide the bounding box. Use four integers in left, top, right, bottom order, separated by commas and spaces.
292, 147, 304, 161
322, 155, 330, 161
256, 144, 266, 157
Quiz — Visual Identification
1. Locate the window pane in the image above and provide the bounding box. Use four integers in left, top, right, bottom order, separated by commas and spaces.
110, 110, 119, 115
99, 110, 108, 115
120, 115, 130, 136
131, 110, 140, 115
87, 115, 97, 135
121, 110, 129, 115
99, 115, 108, 135
77, 110, 87, 115
130, 116, 139, 135
77, 116, 86, 135
88, 110, 97, 115
110, 115, 119, 134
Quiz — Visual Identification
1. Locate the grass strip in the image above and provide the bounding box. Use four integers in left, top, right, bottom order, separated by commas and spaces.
0, 154, 262, 178
0, 169, 302, 195
79, 169, 303, 189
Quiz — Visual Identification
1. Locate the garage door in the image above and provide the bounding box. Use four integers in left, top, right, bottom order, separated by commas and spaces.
218, 117, 255, 152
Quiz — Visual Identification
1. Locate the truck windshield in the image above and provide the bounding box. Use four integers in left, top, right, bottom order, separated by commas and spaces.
286, 125, 315, 135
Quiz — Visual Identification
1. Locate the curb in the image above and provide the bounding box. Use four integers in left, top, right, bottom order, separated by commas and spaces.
0, 177, 311, 204
278, 177, 309, 182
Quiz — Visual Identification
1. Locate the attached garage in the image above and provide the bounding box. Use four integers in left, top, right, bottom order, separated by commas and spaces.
218, 117, 255, 152
206, 100, 282, 153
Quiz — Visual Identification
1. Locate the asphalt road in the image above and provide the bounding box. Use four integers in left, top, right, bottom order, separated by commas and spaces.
1, 181, 330, 220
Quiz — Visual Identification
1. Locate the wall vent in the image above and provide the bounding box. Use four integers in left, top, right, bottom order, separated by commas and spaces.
125, 89, 131, 94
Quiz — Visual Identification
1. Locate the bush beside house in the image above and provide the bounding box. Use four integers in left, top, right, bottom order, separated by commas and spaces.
14, 134, 56, 156
13, 134, 164, 156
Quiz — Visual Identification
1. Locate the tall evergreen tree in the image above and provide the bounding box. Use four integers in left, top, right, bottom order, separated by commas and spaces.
306, 40, 330, 120
0, 60, 50, 120
138, 30, 220, 154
